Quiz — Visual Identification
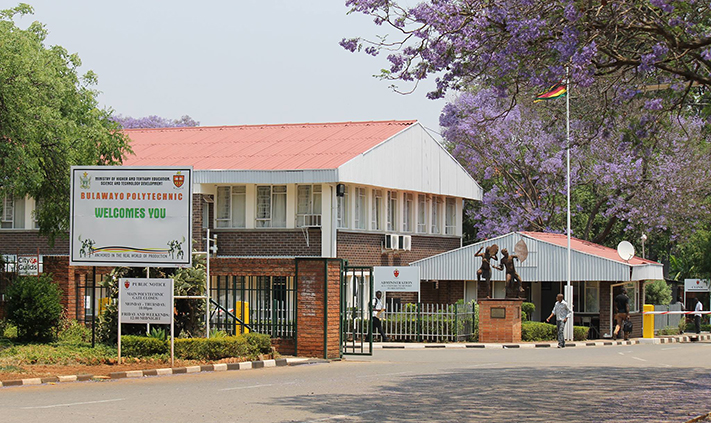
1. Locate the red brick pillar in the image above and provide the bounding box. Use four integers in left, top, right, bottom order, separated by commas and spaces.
478, 298, 523, 343
295, 258, 342, 359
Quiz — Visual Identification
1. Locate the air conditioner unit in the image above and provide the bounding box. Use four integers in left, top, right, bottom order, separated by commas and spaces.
400, 235, 412, 251
384, 234, 399, 250
298, 214, 322, 227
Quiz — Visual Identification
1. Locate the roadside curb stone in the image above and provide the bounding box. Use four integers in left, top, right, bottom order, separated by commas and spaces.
0, 357, 309, 388
373, 333, 710, 350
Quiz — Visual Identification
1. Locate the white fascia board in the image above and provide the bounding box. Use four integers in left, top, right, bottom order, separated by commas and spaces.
631, 264, 664, 281
337, 123, 482, 200
195, 169, 338, 185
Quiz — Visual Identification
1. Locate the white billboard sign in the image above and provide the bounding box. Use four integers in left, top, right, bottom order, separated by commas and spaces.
18, 256, 40, 276
685, 278, 710, 293
119, 278, 173, 324
373, 266, 420, 294
70, 166, 192, 267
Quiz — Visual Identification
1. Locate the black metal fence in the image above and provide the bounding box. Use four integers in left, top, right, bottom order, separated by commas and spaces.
210, 275, 296, 339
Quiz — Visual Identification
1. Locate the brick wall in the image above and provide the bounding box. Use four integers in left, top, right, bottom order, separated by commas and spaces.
337, 232, 460, 266
0, 232, 69, 256
212, 230, 322, 257
478, 298, 523, 343
418, 280, 464, 304
295, 258, 341, 359
43, 256, 114, 323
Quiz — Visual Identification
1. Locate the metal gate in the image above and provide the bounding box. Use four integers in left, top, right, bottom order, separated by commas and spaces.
340, 265, 373, 355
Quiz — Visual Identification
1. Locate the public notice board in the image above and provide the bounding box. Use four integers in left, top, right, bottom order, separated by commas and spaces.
119, 278, 173, 324
69, 166, 193, 268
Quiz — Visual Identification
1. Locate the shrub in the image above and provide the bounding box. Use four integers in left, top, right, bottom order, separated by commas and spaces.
6, 275, 63, 342
521, 321, 589, 342
175, 333, 273, 360
521, 302, 535, 321
57, 318, 92, 344
149, 327, 168, 341
657, 326, 680, 336
121, 335, 169, 357
521, 321, 556, 341
119, 333, 273, 360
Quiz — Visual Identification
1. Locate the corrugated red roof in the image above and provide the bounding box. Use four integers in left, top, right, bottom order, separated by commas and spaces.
521, 231, 657, 265
122, 120, 417, 170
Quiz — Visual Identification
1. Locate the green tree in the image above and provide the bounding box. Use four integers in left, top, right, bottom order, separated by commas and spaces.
645, 280, 672, 305
0, 4, 131, 243
6, 274, 63, 342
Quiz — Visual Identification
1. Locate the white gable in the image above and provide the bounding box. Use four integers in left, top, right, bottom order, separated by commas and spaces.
337, 123, 482, 200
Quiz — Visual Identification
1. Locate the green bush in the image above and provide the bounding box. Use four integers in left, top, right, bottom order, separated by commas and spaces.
6, 275, 63, 342
521, 302, 535, 321
121, 335, 169, 357
645, 280, 672, 305
175, 333, 273, 360
657, 326, 680, 336
57, 318, 92, 344
521, 321, 589, 342
119, 333, 273, 360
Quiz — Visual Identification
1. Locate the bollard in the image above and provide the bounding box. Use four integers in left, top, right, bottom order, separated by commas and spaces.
643, 304, 654, 338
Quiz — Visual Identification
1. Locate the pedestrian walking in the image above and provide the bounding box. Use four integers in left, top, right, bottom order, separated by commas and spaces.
546, 293, 571, 348
613, 288, 630, 340
372, 291, 389, 342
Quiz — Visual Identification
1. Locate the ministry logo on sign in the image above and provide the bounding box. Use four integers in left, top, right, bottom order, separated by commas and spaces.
393, 269, 399, 278
80, 172, 91, 189
124, 280, 130, 289
173, 171, 185, 188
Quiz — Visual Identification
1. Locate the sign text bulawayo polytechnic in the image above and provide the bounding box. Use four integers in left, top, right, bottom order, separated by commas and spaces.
70, 166, 192, 267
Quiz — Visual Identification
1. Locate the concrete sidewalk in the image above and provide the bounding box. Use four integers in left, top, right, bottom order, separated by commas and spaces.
373, 333, 711, 349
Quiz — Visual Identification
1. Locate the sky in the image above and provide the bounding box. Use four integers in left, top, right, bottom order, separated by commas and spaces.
15, 1, 447, 135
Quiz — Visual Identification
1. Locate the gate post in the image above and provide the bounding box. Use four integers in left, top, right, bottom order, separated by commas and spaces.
295, 258, 342, 360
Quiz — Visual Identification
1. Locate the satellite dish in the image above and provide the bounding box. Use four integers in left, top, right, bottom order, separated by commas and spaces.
617, 241, 635, 261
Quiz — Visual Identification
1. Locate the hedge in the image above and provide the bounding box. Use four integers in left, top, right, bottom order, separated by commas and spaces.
120, 333, 273, 360
521, 321, 589, 342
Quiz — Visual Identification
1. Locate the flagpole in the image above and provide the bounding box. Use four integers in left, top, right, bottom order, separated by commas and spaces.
565, 66, 573, 341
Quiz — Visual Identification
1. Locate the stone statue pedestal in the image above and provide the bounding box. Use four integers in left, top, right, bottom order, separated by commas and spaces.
478, 298, 523, 343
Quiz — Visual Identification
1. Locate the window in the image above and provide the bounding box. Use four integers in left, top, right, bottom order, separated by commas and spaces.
403, 193, 413, 232
624, 282, 639, 312
431, 196, 441, 234
573, 282, 600, 313
297, 185, 322, 227
215, 186, 246, 228
445, 198, 456, 235
354, 187, 366, 229
33, 198, 41, 229
337, 186, 348, 228
1, 196, 25, 229
417, 194, 427, 233
256, 185, 286, 228
387, 191, 398, 232
371, 189, 383, 231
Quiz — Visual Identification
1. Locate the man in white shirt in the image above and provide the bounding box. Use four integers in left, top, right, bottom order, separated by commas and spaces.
694, 298, 703, 334
546, 293, 571, 348
372, 291, 389, 342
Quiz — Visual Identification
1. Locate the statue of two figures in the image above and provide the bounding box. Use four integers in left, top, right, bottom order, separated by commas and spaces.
475, 240, 528, 299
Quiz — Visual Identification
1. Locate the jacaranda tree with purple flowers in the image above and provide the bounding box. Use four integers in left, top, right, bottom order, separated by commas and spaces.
112, 114, 200, 129
442, 88, 710, 248
343, 0, 711, 254
342, 0, 711, 105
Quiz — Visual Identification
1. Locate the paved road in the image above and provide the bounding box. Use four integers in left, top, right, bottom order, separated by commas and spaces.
1, 342, 710, 422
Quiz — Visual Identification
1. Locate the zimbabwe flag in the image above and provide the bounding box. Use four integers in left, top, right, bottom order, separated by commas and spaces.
534, 81, 567, 102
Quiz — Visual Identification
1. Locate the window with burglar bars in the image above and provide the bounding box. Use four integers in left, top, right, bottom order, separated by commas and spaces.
210, 275, 295, 339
